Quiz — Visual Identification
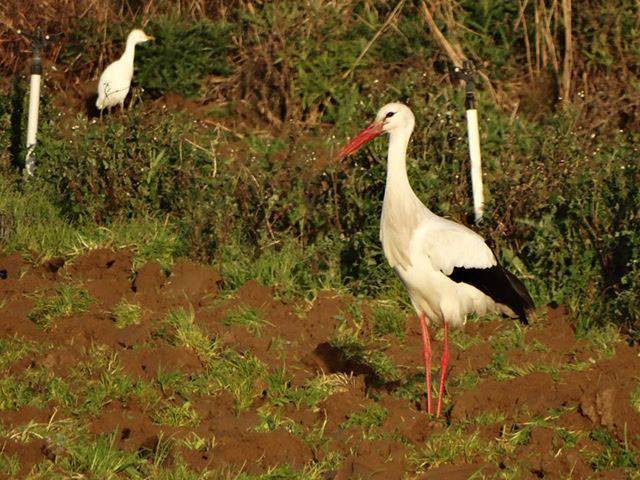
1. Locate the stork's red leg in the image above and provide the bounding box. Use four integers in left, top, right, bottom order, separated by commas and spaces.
418, 313, 433, 415
436, 322, 450, 418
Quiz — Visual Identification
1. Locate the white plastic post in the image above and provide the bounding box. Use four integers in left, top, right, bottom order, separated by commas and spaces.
466, 108, 484, 222
25, 72, 41, 176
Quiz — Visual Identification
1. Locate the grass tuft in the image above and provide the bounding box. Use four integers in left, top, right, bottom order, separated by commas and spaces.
111, 300, 143, 328
222, 305, 267, 336
152, 401, 200, 428
0, 453, 19, 477
164, 307, 220, 362
28, 285, 92, 328
371, 301, 406, 340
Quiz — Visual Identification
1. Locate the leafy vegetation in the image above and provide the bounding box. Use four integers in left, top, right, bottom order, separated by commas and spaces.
136, 17, 233, 97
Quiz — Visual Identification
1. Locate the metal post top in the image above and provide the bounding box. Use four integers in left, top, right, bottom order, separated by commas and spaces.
453, 61, 477, 110
16, 28, 58, 75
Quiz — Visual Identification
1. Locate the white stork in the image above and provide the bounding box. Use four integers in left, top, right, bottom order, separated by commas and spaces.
96, 29, 154, 112
337, 103, 534, 417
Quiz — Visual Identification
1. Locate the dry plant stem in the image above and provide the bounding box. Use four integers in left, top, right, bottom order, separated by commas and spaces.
534, 2, 541, 73
561, 0, 573, 105
538, 0, 560, 74
419, 0, 464, 67
515, 0, 534, 80
342, 0, 405, 79
420, 0, 499, 105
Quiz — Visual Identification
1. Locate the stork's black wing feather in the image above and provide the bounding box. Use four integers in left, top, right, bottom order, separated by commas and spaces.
448, 264, 534, 324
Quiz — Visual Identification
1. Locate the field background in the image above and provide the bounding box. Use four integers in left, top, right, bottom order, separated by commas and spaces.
0, 1, 639, 478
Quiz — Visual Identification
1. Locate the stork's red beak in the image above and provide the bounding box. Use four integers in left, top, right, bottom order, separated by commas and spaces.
336, 122, 384, 159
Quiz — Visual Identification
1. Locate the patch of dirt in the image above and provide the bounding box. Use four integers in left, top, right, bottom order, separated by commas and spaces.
34, 345, 86, 377
119, 344, 203, 381
131, 261, 166, 294
452, 371, 577, 420
214, 429, 313, 473
90, 400, 163, 452
0, 252, 28, 280
63, 248, 134, 309
318, 376, 371, 434
162, 260, 222, 307
0, 439, 47, 479
335, 438, 407, 480
450, 341, 493, 376
418, 462, 498, 480
0, 406, 53, 428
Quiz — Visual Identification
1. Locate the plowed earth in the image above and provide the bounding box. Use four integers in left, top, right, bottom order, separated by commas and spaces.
1, 249, 639, 479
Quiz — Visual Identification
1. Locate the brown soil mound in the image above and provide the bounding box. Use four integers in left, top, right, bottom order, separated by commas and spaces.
0, 248, 639, 478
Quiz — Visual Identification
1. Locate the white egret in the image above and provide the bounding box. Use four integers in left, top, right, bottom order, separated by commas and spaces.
96, 29, 154, 112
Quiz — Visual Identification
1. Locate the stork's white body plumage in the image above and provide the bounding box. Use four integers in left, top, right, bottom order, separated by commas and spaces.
378, 106, 509, 328
338, 102, 534, 416
388, 217, 502, 329
96, 29, 153, 111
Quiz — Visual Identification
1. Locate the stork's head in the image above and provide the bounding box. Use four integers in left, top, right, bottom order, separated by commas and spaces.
337, 102, 415, 159
127, 29, 154, 45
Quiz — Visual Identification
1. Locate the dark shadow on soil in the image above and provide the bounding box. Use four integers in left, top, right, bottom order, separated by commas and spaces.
314, 342, 384, 388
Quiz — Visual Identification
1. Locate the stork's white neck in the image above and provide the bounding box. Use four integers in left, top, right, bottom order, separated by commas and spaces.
385, 127, 414, 197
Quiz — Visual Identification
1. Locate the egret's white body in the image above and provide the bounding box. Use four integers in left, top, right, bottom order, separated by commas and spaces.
338, 103, 534, 416
96, 29, 153, 110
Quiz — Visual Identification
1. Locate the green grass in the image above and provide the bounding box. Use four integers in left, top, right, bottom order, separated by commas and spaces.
151, 401, 200, 428
222, 305, 267, 336
371, 301, 406, 340
0, 453, 20, 477
341, 404, 388, 434
28, 285, 93, 328
588, 428, 639, 472
329, 326, 399, 384
0, 337, 46, 371
164, 307, 220, 362
207, 350, 266, 411
579, 324, 623, 357
0, 177, 184, 268
632, 382, 640, 414
410, 427, 496, 471
111, 300, 143, 328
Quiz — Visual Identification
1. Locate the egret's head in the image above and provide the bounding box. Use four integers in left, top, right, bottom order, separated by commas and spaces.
336, 102, 415, 159
127, 29, 154, 45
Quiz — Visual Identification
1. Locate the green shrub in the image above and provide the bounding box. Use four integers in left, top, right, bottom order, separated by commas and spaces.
136, 17, 234, 97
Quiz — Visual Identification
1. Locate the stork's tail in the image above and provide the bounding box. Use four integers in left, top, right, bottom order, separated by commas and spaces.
501, 266, 535, 324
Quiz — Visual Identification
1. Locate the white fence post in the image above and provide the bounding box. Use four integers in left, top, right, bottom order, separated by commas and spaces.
455, 62, 484, 223
19, 29, 51, 177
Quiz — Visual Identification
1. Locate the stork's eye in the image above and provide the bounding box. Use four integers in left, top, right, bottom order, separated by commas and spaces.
385, 112, 395, 119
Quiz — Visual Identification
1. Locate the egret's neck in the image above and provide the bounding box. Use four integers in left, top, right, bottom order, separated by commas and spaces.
385, 127, 413, 196
121, 38, 138, 65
